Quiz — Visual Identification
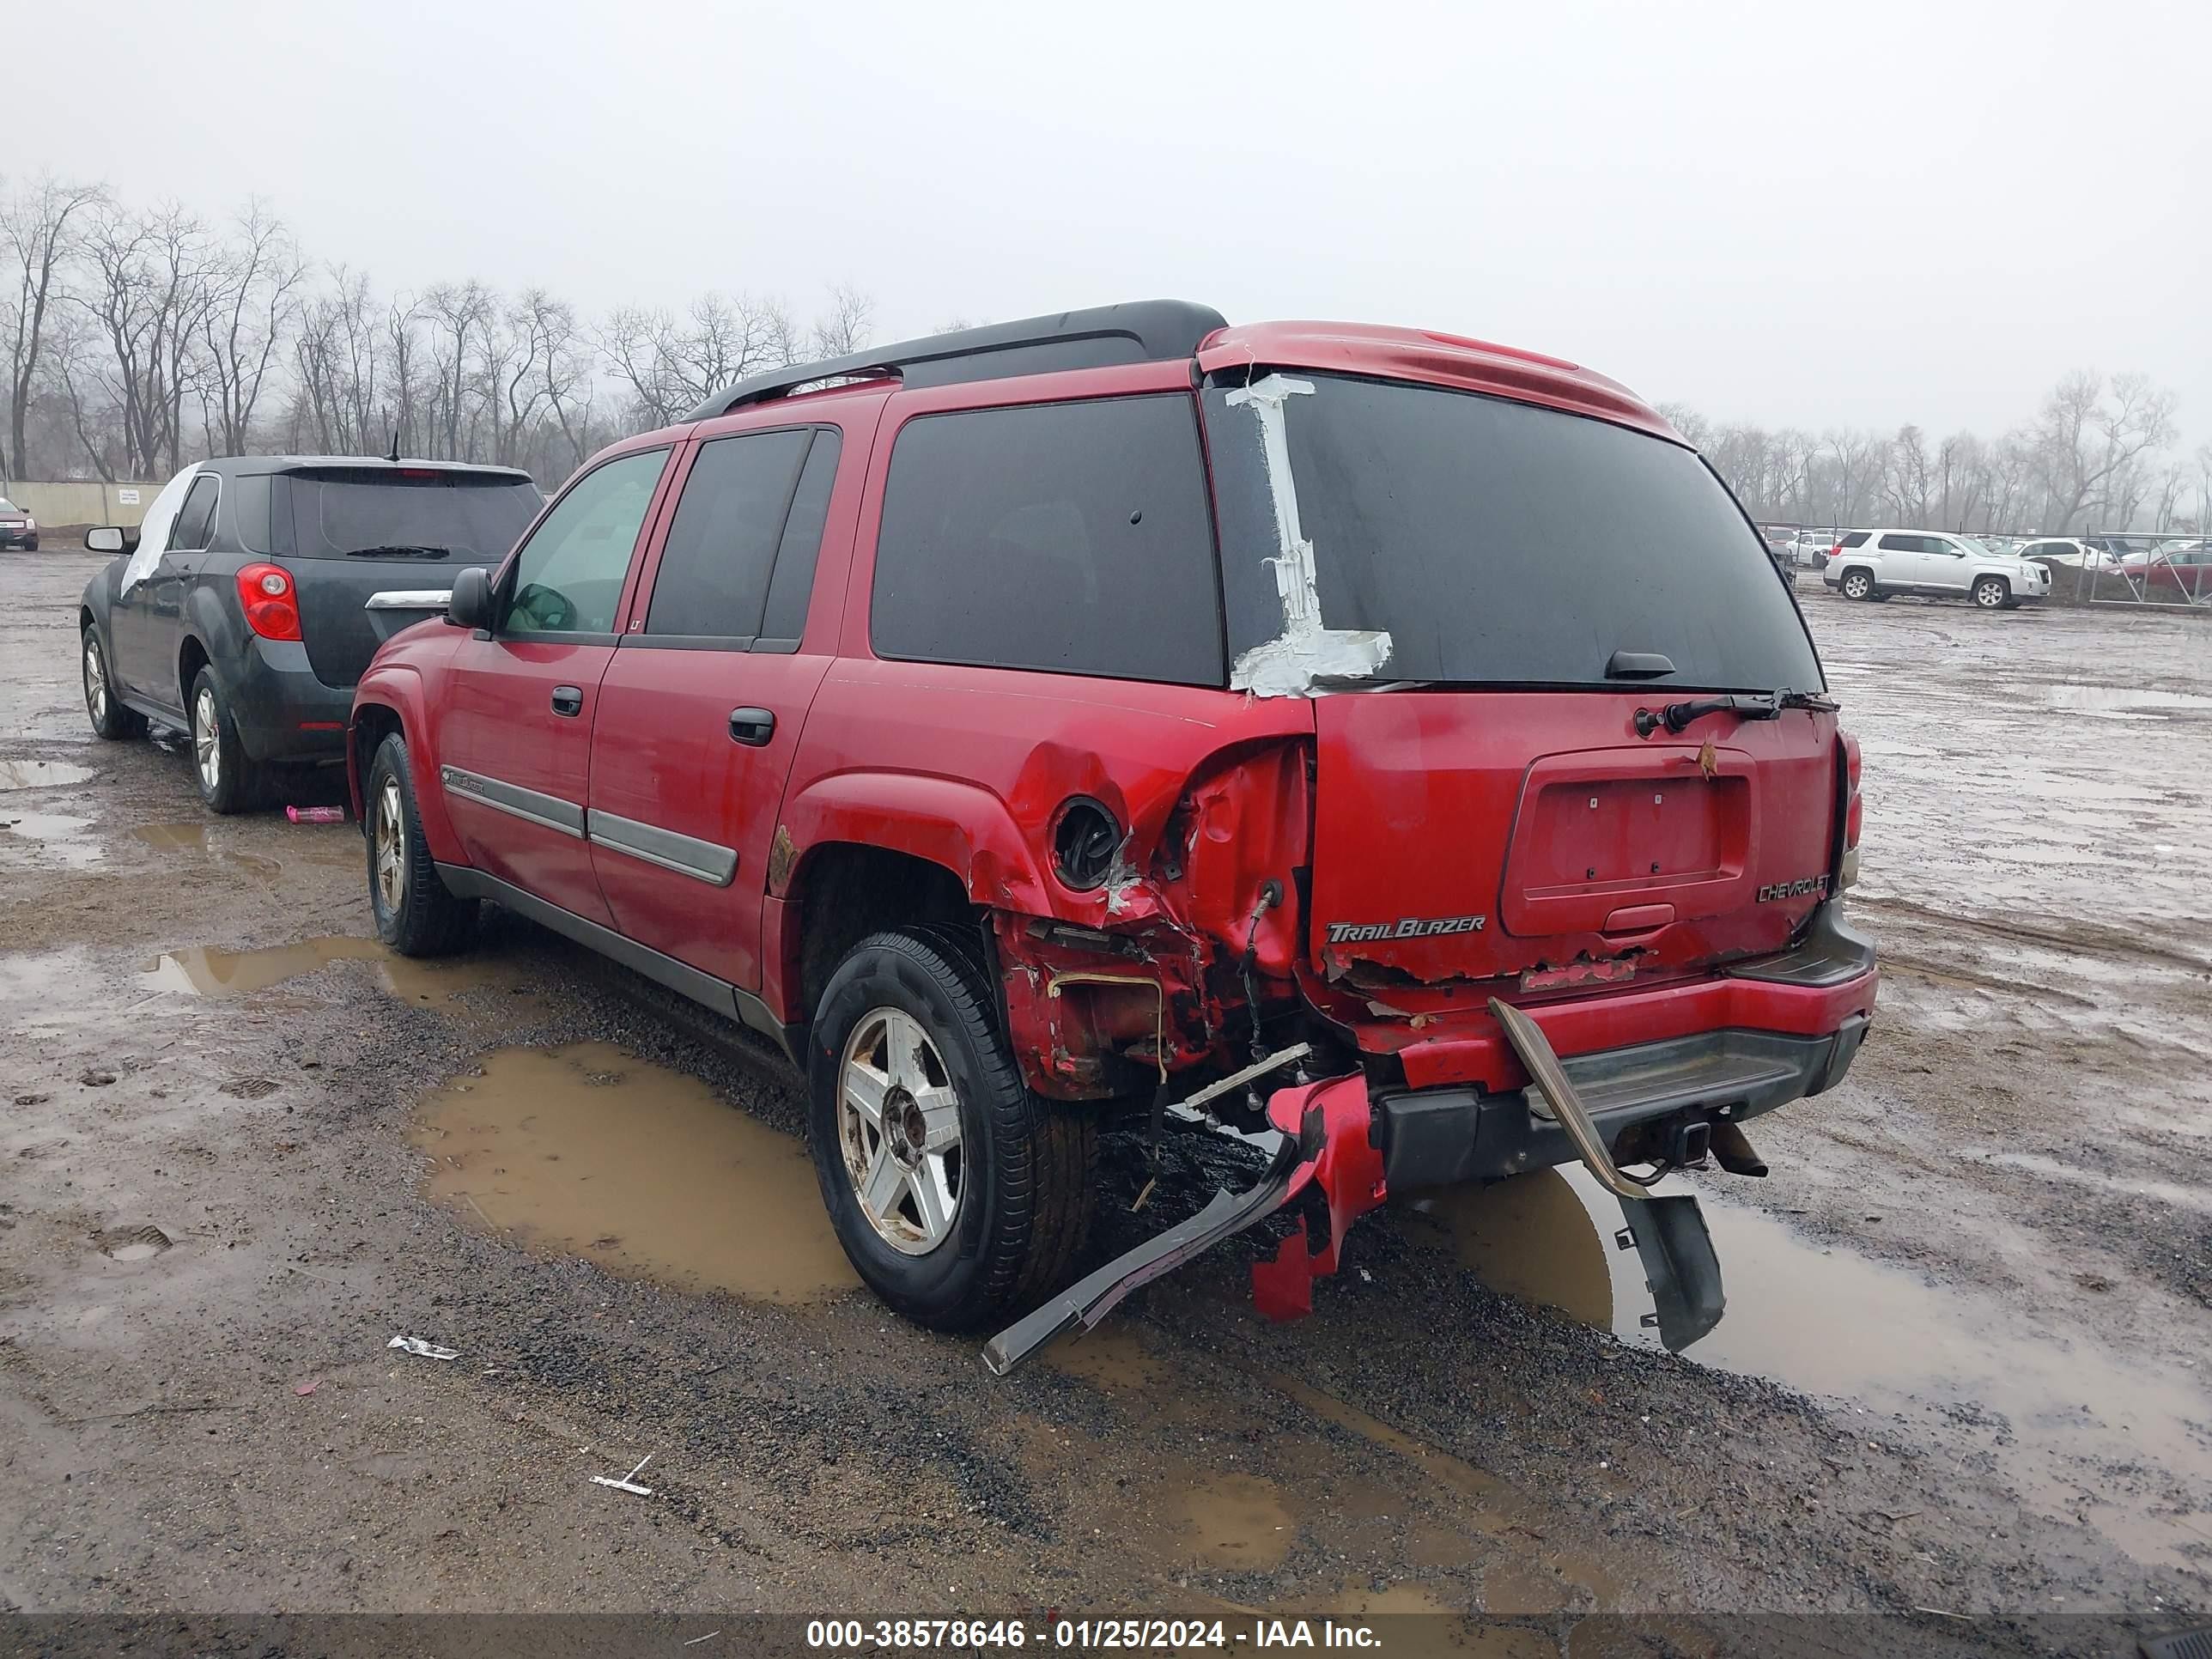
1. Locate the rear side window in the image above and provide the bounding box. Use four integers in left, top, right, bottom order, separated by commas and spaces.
1838, 532, 1870, 549
1877, 533, 1916, 551
870, 396, 1224, 684
644, 428, 817, 642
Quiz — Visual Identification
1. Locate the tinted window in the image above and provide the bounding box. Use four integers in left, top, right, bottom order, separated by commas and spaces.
169, 477, 219, 551
1877, 533, 1917, 552
1202, 374, 1820, 693
872, 397, 1223, 684
1839, 532, 1870, 548
283, 469, 543, 562
646, 428, 814, 641
504, 448, 667, 635
762, 431, 841, 644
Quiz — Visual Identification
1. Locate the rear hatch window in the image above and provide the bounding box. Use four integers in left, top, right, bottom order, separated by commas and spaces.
274, 468, 545, 689
276, 468, 543, 562
1202, 373, 1820, 694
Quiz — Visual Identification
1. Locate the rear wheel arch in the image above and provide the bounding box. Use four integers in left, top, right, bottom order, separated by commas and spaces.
1838, 565, 1877, 599
785, 842, 980, 1034
178, 634, 211, 714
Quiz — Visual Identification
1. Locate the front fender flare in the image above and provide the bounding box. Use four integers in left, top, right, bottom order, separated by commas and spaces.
350, 661, 465, 866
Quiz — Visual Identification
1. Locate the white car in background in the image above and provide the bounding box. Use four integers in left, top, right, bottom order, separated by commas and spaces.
2017, 537, 2124, 570
1822, 529, 2052, 608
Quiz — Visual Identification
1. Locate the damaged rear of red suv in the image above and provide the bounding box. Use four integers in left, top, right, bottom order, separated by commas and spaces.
351, 301, 1875, 1372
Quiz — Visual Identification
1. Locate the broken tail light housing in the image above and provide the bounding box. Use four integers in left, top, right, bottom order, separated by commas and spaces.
236, 562, 303, 641
1838, 730, 1863, 889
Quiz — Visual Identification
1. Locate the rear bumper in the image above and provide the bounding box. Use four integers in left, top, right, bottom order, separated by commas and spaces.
1376, 1015, 1868, 1187
225, 638, 355, 763
1365, 900, 1878, 1185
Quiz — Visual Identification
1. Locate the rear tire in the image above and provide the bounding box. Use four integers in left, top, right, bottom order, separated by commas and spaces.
82, 627, 145, 741
808, 926, 1096, 1332
189, 665, 264, 814
1839, 568, 1875, 601
1972, 575, 2010, 609
366, 732, 478, 957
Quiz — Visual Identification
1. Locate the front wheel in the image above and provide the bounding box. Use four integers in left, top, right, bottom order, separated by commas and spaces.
808, 927, 1096, 1331
366, 732, 478, 956
1839, 569, 1875, 601
82, 628, 145, 741
1972, 575, 2010, 609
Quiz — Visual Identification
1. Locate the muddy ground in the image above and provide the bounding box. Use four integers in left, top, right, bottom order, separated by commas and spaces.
2, 550, 2207, 1652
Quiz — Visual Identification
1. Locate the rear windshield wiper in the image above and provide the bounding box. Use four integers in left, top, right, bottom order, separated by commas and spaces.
345, 544, 452, 560
1635, 689, 1837, 738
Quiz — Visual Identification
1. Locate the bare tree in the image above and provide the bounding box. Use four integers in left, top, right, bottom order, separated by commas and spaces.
2027, 369, 2178, 532
810, 283, 874, 359
2, 176, 105, 481
199, 200, 305, 456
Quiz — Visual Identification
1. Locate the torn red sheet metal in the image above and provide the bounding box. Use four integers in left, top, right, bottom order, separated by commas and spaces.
1250, 1073, 1388, 1321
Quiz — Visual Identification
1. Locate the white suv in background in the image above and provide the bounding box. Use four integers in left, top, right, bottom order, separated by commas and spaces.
1822, 529, 2051, 609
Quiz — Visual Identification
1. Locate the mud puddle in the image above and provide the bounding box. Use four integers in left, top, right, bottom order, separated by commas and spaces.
412, 1042, 856, 1304
1411, 1168, 2212, 1569
1, 811, 102, 866
2044, 684, 2212, 716
139, 935, 541, 1012
0, 758, 94, 789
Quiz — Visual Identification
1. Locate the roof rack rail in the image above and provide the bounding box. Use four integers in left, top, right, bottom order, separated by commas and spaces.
684, 300, 1227, 422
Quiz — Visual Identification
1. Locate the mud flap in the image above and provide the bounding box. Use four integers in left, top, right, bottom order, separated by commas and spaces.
981, 1074, 1377, 1375
1617, 1191, 1726, 1351
1489, 997, 1726, 1349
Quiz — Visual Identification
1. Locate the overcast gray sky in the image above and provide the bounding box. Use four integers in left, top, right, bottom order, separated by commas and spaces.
15, 0, 2209, 444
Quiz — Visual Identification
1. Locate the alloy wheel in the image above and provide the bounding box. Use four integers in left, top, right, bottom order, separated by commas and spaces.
83, 638, 107, 724
374, 776, 407, 912
837, 1007, 965, 1255
193, 687, 221, 793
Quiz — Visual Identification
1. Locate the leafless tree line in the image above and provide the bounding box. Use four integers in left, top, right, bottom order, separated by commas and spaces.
9, 175, 2205, 532
1666, 371, 2204, 538
3, 176, 873, 489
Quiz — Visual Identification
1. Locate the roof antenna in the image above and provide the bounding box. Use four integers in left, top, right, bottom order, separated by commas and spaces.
386, 428, 400, 465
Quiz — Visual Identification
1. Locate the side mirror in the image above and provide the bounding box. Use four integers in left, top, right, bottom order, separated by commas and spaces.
86, 526, 131, 554
447, 565, 493, 632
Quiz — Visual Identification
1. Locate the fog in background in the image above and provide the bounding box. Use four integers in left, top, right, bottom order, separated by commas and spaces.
6, 0, 2208, 520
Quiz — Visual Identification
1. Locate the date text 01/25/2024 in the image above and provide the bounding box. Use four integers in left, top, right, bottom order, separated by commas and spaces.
805, 1619, 1388, 1650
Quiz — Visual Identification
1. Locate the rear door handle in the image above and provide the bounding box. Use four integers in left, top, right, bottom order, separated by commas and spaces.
728, 707, 775, 746
550, 684, 583, 717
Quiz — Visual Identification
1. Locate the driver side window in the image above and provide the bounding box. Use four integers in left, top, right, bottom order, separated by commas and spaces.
502, 447, 669, 635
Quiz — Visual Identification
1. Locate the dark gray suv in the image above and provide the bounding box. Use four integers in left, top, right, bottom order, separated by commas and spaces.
80, 456, 543, 811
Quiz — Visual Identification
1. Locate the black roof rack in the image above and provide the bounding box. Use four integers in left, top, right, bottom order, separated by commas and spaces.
684, 300, 1227, 422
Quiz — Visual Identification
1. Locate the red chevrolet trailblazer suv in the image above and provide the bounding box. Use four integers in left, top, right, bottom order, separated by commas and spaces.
349, 301, 1876, 1371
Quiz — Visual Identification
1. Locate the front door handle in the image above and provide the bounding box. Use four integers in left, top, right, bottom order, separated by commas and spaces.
550, 684, 583, 717
728, 707, 775, 746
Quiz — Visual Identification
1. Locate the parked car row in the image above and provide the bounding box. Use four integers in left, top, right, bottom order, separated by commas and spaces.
78, 302, 1877, 1364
